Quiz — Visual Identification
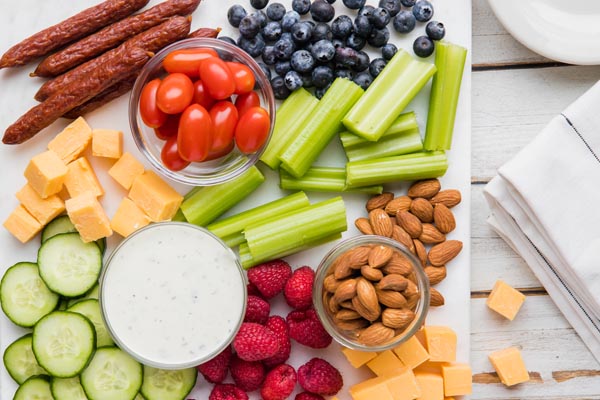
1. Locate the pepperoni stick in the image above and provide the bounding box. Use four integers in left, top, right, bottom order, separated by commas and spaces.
0, 0, 149, 69
188, 27, 222, 38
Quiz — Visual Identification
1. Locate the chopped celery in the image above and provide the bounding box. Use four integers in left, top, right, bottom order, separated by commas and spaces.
346, 151, 448, 187
343, 49, 436, 142
180, 166, 265, 226
279, 78, 364, 178
206, 192, 311, 247
424, 41, 468, 150
260, 88, 319, 170
171, 209, 187, 222
279, 167, 383, 194
339, 112, 419, 149
340, 127, 423, 162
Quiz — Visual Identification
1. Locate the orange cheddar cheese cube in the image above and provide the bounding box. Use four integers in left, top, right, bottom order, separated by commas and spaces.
64, 157, 104, 198
486, 280, 525, 320
385, 368, 421, 400
3, 205, 43, 243
92, 129, 123, 159
65, 192, 112, 243
488, 347, 529, 387
57, 185, 70, 202
108, 152, 145, 190
16, 184, 65, 225
128, 171, 183, 222
342, 347, 377, 368
393, 335, 430, 369
24, 150, 68, 199
367, 350, 406, 377
441, 363, 472, 396
415, 372, 444, 400
111, 198, 150, 237
350, 376, 393, 400
422, 326, 457, 363
47, 117, 92, 163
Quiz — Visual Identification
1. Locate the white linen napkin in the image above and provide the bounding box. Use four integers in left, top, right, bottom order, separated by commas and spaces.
484, 81, 600, 362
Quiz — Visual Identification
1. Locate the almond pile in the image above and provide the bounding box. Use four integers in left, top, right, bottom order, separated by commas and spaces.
355, 179, 463, 309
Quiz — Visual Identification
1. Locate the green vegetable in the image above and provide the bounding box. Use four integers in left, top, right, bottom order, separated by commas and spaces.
260, 88, 319, 170
171, 209, 186, 222
180, 166, 265, 226
279, 167, 383, 194
343, 49, 436, 142
424, 41, 468, 150
279, 78, 364, 178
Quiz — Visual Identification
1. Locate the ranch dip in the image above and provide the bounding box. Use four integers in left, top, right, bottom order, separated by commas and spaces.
100, 223, 246, 368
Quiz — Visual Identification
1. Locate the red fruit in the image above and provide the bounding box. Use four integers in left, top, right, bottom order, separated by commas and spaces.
197, 346, 232, 383
295, 393, 326, 400
263, 316, 291, 368
286, 309, 332, 349
260, 364, 297, 400
230, 354, 266, 392
284, 266, 315, 310
247, 282, 262, 298
297, 358, 343, 396
247, 260, 292, 299
209, 383, 249, 400
244, 295, 270, 325
233, 322, 280, 361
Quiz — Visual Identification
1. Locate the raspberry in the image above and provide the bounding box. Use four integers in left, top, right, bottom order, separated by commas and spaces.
297, 358, 343, 396
296, 393, 326, 400
244, 295, 270, 324
233, 322, 280, 361
286, 308, 332, 349
230, 354, 266, 392
247, 282, 262, 297
284, 266, 315, 310
260, 364, 297, 400
247, 259, 292, 299
263, 315, 291, 368
209, 383, 249, 400
197, 346, 232, 383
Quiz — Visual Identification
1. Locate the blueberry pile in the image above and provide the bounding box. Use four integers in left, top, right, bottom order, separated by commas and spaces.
224, 0, 446, 99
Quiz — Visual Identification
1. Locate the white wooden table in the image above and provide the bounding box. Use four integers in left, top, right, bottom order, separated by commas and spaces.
471, 1, 600, 398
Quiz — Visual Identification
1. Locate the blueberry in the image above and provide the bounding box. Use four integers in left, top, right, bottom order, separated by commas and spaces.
228, 5, 247, 28
291, 22, 313, 45
331, 15, 354, 39
312, 65, 334, 88
301, 73, 314, 88
280, 32, 293, 42
315, 84, 331, 99
332, 38, 345, 48
281, 10, 301, 31
378, 0, 401, 17
334, 68, 354, 80
292, 0, 311, 15
371, 7, 391, 29
271, 75, 291, 99
354, 15, 372, 38
393, 10, 416, 33
302, 42, 314, 54
353, 72, 373, 90
413, 0, 434, 22
367, 27, 389, 47
346, 33, 366, 50
257, 62, 272, 80
400, 0, 416, 6
426, 21, 445, 40
218, 36, 237, 46
335, 46, 359, 69
413, 35, 434, 57
353, 50, 370, 72
357, 5, 375, 18
325, 0, 337, 3
290, 50, 316, 73
311, 22, 332, 42
343, 0, 366, 10
238, 35, 266, 57
369, 57, 387, 77
311, 39, 336, 62
274, 60, 292, 75
381, 43, 397, 60
284, 70, 303, 91
310, 0, 335, 23
239, 15, 261, 38
266, 3, 286, 20
251, 10, 268, 28
262, 45, 278, 64
274, 37, 296, 60
250, 0, 269, 9
262, 21, 282, 42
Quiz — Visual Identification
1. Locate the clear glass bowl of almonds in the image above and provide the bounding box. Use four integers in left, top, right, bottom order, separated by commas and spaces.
313, 235, 430, 351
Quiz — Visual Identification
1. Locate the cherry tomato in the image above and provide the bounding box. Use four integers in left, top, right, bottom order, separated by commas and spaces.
209, 101, 238, 152
226, 61, 256, 95
192, 80, 216, 109
163, 48, 218, 78
154, 114, 180, 140
139, 78, 167, 128
156, 73, 194, 114
235, 91, 260, 117
234, 107, 270, 154
161, 136, 190, 171
178, 104, 213, 162
199, 57, 236, 100
206, 141, 235, 161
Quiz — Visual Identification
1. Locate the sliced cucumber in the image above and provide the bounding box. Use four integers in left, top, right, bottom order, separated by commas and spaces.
33, 311, 96, 378
38, 233, 102, 297
81, 347, 142, 400
14, 375, 53, 400
67, 284, 99, 308
0, 262, 59, 327
68, 299, 114, 348
135, 394, 145, 400
96, 238, 106, 256
3, 334, 48, 384
51, 376, 88, 400
140, 366, 197, 400
42, 215, 76, 243
57, 298, 70, 311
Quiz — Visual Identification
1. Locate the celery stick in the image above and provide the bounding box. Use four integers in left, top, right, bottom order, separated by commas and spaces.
207, 192, 311, 245
260, 88, 319, 170
424, 41, 468, 150
341, 128, 423, 162
180, 166, 265, 226
279, 78, 364, 178
279, 167, 383, 194
339, 112, 419, 149
346, 151, 448, 187
172, 209, 187, 222
343, 50, 436, 142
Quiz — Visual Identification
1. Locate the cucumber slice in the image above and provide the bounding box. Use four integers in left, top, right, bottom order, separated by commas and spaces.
3, 334, 48, 384
140, 366, 197, 400
68, 299, 114, 347
33, 311, 96, 378
67, 284, 100, 308
57, 298, 70, 310
135, 394, 145, 400
0, 262, 59, 327
51, 376, 88, 400
38, 233, 102, 297
42, 215, 76, 243
81, 347, 142, 400
96, 238, 106, 256
14, 375, 53, 400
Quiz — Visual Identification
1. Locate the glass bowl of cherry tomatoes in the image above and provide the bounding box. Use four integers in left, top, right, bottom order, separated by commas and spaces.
129, 38, 275, 186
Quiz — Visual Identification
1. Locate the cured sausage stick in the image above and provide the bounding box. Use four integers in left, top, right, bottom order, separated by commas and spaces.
0, 0, 149, 69
188, 27, 222, 38
35, 16, 191, 102
34, 0, 201, 77
3, 47, 150, 145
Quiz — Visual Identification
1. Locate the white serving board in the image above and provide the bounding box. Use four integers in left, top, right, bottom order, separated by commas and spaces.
0, 0, 471, 398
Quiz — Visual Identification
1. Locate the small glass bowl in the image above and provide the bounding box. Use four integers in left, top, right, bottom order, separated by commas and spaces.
313, 235, 430, 352
129, 38, 276, 186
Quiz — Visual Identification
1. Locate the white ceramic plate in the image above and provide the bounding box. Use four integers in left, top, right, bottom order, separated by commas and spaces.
488, 0, 600, 65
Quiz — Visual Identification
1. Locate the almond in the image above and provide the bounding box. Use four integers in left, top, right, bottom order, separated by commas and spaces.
369, 208, 393, 237
384, 196, 412, 216
403, 280, 419, 298
433, 204, 456, 234
430, 189, 461, 208
392, 225, 415, 253
396, 211, 423, 238
376, 288, 408, 308
325, 292, 339, 314
413, 239, 427, 266
419, 223, 446, 244
428, 240, 463, 266
333, 278, 357, 303
383, 253, 413, 276
368, 245, 394, 268
425, 265, 447, 285
408, 179, 441, 199
381, 308, 416, 329
430, 288, 445, 307
376, 274, 409, 291
355, 278, 381, 321
361, 265, 384, 281
339, 300, 355, 310
410, 198, 434, 223
366, 192, 394, 212
355, 218, 374, 235
346, 246, 372, 268
336, 309, 362, 320
335, 318, 369, 332
333, 255, 353, 279
357, 322, 395, 346
324, 274, 341, 293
